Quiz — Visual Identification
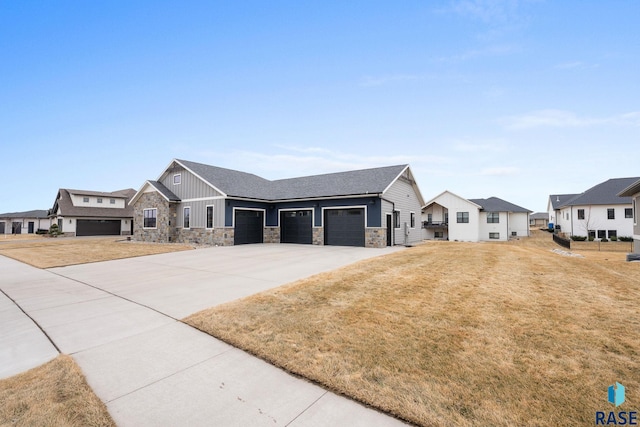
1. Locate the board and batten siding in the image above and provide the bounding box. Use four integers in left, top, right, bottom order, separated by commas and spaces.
383, 172, 423, 245
159, 166, 224, 201
176, 200, 225, 229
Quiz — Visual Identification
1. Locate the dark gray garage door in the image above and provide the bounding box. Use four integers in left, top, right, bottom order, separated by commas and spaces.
324, 208, 365, 247
76, 219, 121, 236
234, 210, 264, 245
280, 210, 312, 244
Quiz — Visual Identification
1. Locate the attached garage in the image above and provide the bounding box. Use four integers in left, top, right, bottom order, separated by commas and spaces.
234, 210, 264, 245
324, 208, 365, 247
280, 210, 312, 244
76, 219, 121, 236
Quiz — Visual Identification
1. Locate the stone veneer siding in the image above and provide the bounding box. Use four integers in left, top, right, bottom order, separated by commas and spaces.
134, 192, 177, 243
175, 227, 234, 246
264, 227, 280, 243
312, 227, 324, 245
365, 228, 387, 248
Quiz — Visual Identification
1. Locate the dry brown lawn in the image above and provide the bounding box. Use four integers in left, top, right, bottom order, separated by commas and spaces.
0, 237, 193, 268
185, 231, 640, 426
0, 355, 115, 427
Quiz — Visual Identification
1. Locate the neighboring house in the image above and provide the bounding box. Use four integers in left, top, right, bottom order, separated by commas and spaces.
618, 178, 640, 254
549, 177, 639, 240
421, 191, 531, 242
547, 194, 579, 232
530, 212, 549, 228
0, 210, 51, 235
129, 159, 426, 248
49, 188, 136, 236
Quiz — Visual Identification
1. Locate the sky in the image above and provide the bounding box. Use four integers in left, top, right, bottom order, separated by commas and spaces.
1, 0, 638, 214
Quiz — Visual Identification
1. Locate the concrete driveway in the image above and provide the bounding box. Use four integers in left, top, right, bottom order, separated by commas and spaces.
1, 244, 407, 426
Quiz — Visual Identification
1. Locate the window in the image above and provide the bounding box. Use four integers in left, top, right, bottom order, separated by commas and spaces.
410, 212, 416, 228
173, 174, 181, 185
427, 213, 432, 224
444, 212, 448, 224
625, 208, 633, 219
143, 208, 157, 228
489, 232, 500, 239
434, 231, 443, 238
183, 207, 190, 229
598, 230, 606, 239
608, 230, 617, 239
588, 230, 595, 239
577, 209, 585, 220
97, 198, 103, 204
566, 212, 569, 220
394, 210, 400, 228
607, 209, 615, 220
457, 212, 469, 223
110, 199, 116, 204
487, 212, 499, 223
635, 199, 637, 224
206, 205, 214, 229
511, 231, 517, 237
83, 197, 89, 203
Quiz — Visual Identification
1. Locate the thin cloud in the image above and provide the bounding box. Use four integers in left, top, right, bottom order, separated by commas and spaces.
449, 0, 522, 23
554, 61, 599, 70
359, 74, 430, 87
434, 44, 519, 63
480, 166, 519, 176
502, 109, 640, 130
452, 140, 508, 152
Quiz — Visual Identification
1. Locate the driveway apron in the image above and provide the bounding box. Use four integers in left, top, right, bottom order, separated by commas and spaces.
1, 245, 406, 426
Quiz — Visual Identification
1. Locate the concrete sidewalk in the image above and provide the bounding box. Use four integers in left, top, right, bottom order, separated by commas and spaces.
1, 245, 407, 426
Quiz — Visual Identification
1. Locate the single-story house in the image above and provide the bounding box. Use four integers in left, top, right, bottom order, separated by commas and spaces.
0, 210, 52, 235
530, 212, 549, 228
130, 159, 426, 247
421, 191, 531, 242
549, 177, 639, 240
618, 178, 640, 254
49, 188, 136, 236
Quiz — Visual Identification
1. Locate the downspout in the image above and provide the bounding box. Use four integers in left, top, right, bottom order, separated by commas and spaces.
380, 195, 395, 246
570, 206, 574, 236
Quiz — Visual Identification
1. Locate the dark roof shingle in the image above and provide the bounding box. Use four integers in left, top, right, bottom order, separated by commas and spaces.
469, 197, 531, 213
559, 177, 640, 207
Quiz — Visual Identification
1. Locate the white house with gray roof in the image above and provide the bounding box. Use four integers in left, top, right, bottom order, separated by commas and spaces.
130, 159, 426, 248
618, 178, 640, 253
49, 188, 136, 236
549, 177, 639, 240
0, 210, 51, 235
421, 191, 531, 242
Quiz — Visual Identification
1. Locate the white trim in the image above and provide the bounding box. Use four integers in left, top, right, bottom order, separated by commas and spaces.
320, 205, 368, 228
183, 206, 191, 229
130, 181, 172, 205
205, 205, 214, 230
382, 165, 426, 206
182, 196, 225, 203
382, 165, 410, 195
227, 194, 378, 204
173, 173, 181, 185
232, 207, 267, 228
393, 209, 401, 229
277, 207, 314, 228
143, 208, 157, 230
173, 159, 228, 198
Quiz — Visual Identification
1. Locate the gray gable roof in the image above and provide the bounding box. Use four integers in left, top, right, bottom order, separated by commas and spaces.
148, 181, 181, 202
0, 209, 49, 219
469, 197, 531, 213
549, 194, 579, 210
176, 159, 409, 201
53, 188, 136, 218
530, 212, 549, 220
559, 177, 640, 207
618, 178, 640, 197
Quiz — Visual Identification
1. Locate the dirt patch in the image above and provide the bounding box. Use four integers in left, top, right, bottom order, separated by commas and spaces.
0, 237, 193, 268
185, 231, 640, 426
0, 355, 115, 426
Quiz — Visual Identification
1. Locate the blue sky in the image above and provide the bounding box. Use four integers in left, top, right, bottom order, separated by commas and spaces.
1, 0, 638, 213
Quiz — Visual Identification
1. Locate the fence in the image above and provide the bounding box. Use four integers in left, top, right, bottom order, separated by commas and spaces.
553, 234, 571, 249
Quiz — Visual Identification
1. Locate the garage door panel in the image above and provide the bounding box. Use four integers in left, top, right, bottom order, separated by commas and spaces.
76, 220, 121, 236
234, 210, 264, 245
324, 208, 365, 247
280, 210, 312, 244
